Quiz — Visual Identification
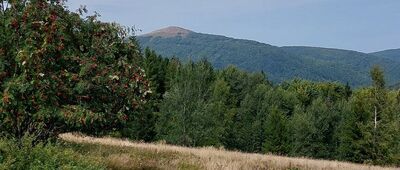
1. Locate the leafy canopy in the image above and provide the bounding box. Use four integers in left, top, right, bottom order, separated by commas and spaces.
0, 0, 149, 141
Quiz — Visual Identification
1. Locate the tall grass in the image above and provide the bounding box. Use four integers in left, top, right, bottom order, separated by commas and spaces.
60, 133, 398, 170
0, 136, 105, 169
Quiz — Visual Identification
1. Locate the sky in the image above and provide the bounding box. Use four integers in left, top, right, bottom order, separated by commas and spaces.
66, 0, 400, 53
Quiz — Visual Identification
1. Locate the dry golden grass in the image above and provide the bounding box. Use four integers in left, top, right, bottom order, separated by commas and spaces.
60, 133, 398, 170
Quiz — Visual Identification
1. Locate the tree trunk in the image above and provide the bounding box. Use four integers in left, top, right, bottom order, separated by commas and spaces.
374, 105, 377, 129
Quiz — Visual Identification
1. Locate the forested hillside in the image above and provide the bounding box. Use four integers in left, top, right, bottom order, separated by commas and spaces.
138, 27, 400, 87
371, 49, 400, 89
371, 48, 400, 62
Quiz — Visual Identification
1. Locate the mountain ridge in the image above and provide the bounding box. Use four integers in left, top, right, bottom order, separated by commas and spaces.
140, 27, 390, 53
137, 26, 400, 87
370, 48, 400, 62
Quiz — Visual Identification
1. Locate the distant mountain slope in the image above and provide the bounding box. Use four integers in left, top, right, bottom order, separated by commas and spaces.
370, 48, 400, 62
280, 46, 400, 86
137, 26, 400, 87
371, 49, 400, 88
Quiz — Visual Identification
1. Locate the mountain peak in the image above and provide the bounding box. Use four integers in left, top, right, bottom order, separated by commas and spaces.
141, 26, 193, 38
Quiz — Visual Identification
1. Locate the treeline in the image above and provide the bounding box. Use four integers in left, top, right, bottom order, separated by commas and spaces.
130, 48, 400, 166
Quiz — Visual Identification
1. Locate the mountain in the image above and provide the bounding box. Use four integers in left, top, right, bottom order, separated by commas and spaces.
371, 49, 400, 88
280, 46, 400, 86
370, 48, 400, 62
137, 26, 400, 87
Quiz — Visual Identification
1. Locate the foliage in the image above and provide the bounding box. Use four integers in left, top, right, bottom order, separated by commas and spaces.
119, 48, 168, 141
290, 98, 342, 159
147, 57, 400, 166
0, 136, 104, 169
156, 60, 218, 146
0, 0, 149, 141
370, 66, 385, 89
263, 106, 289, 155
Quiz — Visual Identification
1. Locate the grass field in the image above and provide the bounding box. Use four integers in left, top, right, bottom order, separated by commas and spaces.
59, 133, 398, 170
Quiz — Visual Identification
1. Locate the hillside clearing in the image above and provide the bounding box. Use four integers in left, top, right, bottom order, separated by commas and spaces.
59, 133, 397, 170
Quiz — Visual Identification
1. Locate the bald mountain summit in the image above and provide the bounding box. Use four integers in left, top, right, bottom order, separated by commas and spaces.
141, 26, 193, 38
137, 26, 400, 87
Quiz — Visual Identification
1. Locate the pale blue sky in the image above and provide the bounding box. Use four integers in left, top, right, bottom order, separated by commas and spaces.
67, 0, 400, 53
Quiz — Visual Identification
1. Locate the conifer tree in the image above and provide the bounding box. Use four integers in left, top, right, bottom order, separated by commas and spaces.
233, 84, 270, 152
263, 106, 289, 154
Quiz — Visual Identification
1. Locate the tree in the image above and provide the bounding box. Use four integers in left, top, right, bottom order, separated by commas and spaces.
290, 98, 342, 159
219, 66, 269, 107
370, 66, 385, 89
142, 48, 169, 98
262, 87, 298, 154
0, 0, 149, 142
156, 60, 216, 146
199, 78, 230, 146
120, 48, 169, 141
232, 83, 270, 152
337, 89, 389, 164
336, 67, 398, 164
344, 82, 352, 100
263, 106, 289, 155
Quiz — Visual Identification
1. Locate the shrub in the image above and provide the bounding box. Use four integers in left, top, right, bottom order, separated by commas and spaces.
0, 136, 105, 169
0, 0, 149, 141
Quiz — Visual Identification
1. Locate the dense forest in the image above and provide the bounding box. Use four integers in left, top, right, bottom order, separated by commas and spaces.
0, 0, 399, 168
138, 48, 400, 166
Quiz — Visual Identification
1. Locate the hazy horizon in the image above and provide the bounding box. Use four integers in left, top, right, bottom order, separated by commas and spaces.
67, 0, 400, 53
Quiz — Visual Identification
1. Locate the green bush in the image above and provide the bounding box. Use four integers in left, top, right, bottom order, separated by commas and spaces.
0, 0, 149, 141
0, 136, 105, 169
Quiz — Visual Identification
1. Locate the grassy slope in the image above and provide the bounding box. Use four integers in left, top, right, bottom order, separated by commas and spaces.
60, 133, 397, 170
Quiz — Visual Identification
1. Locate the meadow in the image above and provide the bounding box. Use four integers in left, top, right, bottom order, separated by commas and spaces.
60, 133, 397, 170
